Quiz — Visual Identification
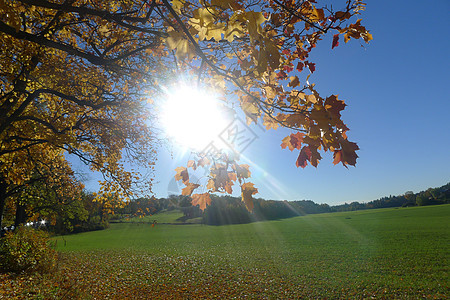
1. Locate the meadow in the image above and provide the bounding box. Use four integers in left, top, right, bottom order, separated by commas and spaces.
1, 205, 449, 299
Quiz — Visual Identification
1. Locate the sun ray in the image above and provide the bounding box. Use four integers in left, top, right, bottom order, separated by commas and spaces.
160, 84, 232, 151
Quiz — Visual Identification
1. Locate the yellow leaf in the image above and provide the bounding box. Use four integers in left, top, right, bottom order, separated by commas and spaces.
244, 11, 266, 41
241, 182, 258, 211
288, 76, 300, 88
306, 94, 317, 104
174, 166, 189, 184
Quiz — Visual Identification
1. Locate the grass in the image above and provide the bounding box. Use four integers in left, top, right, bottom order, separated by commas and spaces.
119, 209, 185, 224
113, 209, 202, 225
1, 205, 449, 299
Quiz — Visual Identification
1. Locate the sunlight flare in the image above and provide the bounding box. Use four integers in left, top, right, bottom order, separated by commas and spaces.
160, 84, 232, 151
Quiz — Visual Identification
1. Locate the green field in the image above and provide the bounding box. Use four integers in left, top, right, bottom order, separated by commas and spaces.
1, 205, 449, 299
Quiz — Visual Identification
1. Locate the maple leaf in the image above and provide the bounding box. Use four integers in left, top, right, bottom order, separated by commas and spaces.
191, 193, 212, 211
281, 132, 304, 151
296, 146, 312, 168
285, 113, 308, 128
288, 76, 300, 88
174, 167, 189, 184
335, 11, 352, 21
245, 11, 266, 42
240, 95, 260, 125
340, 139, 359, 167
263, 113, 280, 130
332, 34, 340, 49
324, 95, 346, 119
241, 182, 258, 211
309, 146, 322, 167
233, 164, 251, 179
182, 182, 200, 196
333, 150, 343, 165
305, 61, 316, 73
305, 94, 317, 104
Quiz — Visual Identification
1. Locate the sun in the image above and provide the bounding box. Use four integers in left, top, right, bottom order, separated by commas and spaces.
160, 84, 232, 151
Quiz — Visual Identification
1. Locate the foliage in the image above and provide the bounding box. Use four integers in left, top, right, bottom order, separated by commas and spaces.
2, 205, 448, 298
0, 0, 372, 225
169, 0, 372, 211
0, 153, 86, 229
0, 0, 159, 229
0, 226, 57, 273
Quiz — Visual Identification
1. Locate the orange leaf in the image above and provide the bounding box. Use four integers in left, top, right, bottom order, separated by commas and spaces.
241, 182, 258, 211
333, 150, 342, 165
281, 132, 304, 151
191, 193, 212, 211
182, 182, 200, 196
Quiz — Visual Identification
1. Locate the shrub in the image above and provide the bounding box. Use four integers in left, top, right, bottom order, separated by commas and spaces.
0, 226, 57, 273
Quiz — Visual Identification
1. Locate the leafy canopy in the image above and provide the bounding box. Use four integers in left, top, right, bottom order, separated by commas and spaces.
0, 0, 371, 223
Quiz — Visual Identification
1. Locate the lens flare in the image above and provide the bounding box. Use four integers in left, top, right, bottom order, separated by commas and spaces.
160, 84, 231, 151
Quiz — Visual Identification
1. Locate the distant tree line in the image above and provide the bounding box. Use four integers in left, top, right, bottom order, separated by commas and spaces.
192, 182, 450, 225
331, 182, 450, 212
202, 195, 332, 225
3, 182, 448, 235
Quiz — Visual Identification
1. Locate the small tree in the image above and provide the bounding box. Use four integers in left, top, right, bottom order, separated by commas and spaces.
0, 226, 57, 273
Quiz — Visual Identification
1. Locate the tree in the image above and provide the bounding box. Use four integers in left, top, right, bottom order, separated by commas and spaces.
0, 0, 160, 228
168, 0, 371, 210
0, 0, 371, 228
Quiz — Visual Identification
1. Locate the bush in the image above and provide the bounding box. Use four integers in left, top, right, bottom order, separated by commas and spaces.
0, 226, 57, 273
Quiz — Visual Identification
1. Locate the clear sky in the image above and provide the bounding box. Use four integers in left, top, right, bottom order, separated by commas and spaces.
81, 0, 450, 205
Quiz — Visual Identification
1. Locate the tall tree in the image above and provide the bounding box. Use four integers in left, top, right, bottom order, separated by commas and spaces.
0, 0, 371, 227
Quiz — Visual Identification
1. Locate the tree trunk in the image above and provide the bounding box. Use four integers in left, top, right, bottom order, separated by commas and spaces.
14, 200, 27, 227
0, 179, 7, 232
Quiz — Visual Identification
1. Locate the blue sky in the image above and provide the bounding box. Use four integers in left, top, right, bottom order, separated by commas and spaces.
81, 0, 450, 205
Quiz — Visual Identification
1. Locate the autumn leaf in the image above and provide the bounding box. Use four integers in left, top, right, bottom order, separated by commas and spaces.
309, 146, 322, 167
191, 193, 212, 211
233, 164, 251, 179
241, 182, 258, 211
245, 11, 266, 41
324, 95, 347, 122
305, 94, 317, 104
335, 11, 351, 20
174, 167, 189, 184
332, 34, 340, 49
333, 150, 343, 165
281, 132, 304, 151
210, 165, 234, 193
296, 146, 312, 168
263, 113, 280, 130
340, 139, 359, 167
182, 182, 200, 196
288, 76, 300, 88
